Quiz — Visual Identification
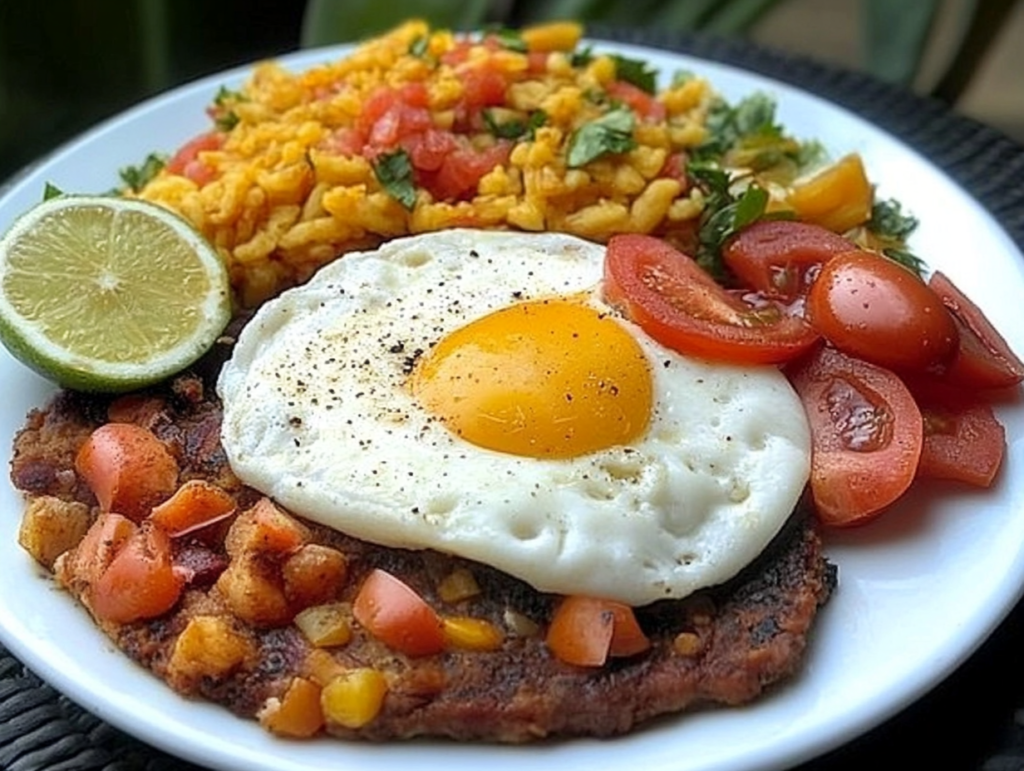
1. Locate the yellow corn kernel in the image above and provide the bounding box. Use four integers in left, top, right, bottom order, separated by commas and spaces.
294, 603, 353, 647
521, 21, 583, 53
437, 568, 481, 603
320, 668, 388, 729
442, 616, 505, 652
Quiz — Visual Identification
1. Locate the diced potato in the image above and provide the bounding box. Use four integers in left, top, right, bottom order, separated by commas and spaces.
436, 567, 481, 603
215, 553, 291, 627
167, 615, 253, 685
224, 497, 309, 557
321, 668, 388, 729
282, 544, 348, 609
294, 602, 353, 647
258, 677, 324, 738
302, 648, 347, 686
18, 496, 91, 570
442, 616, 504, 652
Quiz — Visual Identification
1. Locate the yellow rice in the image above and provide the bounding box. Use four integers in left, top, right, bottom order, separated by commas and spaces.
136, 20, 715, 307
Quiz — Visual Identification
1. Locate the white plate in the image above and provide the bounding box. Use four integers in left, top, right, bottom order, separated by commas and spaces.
2, 40, 1023, 771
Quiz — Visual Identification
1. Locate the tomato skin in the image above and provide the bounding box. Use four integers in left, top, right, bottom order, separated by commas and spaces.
352, 569, 445, 657
927, 271, 1024, 390
910, 379, 1006, 487
423, 141, 512, 202
603, 234, 819, 365
89, 521, 184, 624
545, 596, 650, 667
723, 220, 856, 303
806, 250, 959, 374
75, 423, 180, 521
605, 81, 666, 122
786, 345, 923, 527
149, 479, 237, 537
166, 132, 224, 185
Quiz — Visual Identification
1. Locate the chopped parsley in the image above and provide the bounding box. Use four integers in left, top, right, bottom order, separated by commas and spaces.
486, 27, 527, 53
372, 149, 417, 210
483, 108, 547, 140
610, 54, 658, 94
868, 199, 925, 276
566, 107, 637, 168
693, 92, 807, 174
42, 182, 64, 200
211, 86, 245, 131
409, 35, 430, 57
688, 160, 781, 279
118, 153, 167, 193
570, 46, 594, 68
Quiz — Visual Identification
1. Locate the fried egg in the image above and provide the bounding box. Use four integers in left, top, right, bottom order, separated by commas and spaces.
217, 230, 810, 605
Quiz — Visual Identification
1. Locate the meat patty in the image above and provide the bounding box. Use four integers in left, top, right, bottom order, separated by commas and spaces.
9, 354, 837, 742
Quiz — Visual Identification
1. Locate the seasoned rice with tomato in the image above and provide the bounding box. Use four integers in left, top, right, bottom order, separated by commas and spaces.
132, 20, 714, 306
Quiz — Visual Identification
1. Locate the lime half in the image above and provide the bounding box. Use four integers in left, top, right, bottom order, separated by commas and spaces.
0, 195, 232, 392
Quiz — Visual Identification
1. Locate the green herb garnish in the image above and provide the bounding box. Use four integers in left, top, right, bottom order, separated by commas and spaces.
868, 199, 925, 275
566, 107, 636, 168
483, 109, 547, 140
409, 35, 429, 57
487, 27, 528, 53
118, 153, 167, 193
570, 46, 594, 68
688, 160, 781, 279
42, 182, 64, 200
211, 86, 245, 131
372, 149, 417, 210
610, 54, 658, 94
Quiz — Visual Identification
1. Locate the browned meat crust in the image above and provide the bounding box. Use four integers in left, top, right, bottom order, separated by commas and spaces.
9, 359, 836, 742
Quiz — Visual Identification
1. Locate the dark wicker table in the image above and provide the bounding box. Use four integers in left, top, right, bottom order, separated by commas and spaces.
3, 28, 1024, 771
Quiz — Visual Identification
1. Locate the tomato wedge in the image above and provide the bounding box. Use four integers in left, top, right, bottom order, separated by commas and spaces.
545, 595, 650, 667
928, 271, 1024, 390
352, 569, 445, 657
806, 250, 958, 373
75, 423, 180, 521
786, 345, 923, 526
90, 521, 184, 624
604, 234, 819, 364
149, 479, 237, 537
722, 220, 856, 303
910, 379, 1006, 487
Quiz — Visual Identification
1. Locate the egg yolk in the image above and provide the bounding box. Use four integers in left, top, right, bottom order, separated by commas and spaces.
411, 298, 653, 458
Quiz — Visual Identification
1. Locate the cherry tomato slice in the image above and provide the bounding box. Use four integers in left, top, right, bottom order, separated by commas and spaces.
928, 271, 1024, 389
545, 595, 650, 667
806, 250, 958, 373
603, 234, 819, 365
786, 345, 923, 527
723, 220, 856, 302
909, 379, 1006, 487
353, 569, 445, 657
75, 423, 180, 521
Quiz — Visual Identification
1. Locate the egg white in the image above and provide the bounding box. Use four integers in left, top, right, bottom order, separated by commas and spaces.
217, 229, 811, 605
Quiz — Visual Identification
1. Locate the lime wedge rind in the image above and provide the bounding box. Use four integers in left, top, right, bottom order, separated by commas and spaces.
0, 195, 232, 392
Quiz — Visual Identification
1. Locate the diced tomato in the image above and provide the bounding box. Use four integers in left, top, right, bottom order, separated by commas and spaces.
545, 596, 650, 667
68, 512, 137, 588
75, 423, 180, 521
806, 250, 959, 373
526, 50, 549, 74
352, 569, 445, 657
659, 152, 688, 184
603, 234, 819, 365
786, 345, 923, 527
149, 479, 237, 537
460, 66, 509, 111
605, 80, 666, 122
402, 129, 458, 172
928, 271, 1024, 390
423, 141, 512, 202
166, 132, 224, 186
90, 521, 184, 624
909, 379, 1006, 487
723, 220, 857, 303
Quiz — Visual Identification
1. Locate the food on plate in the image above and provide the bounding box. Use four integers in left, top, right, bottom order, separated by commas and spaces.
0, 195, 231, 392
125, 19, 823, 307
217, 230, 812, 605
2, 18, 1022, 748
10, 365, 835, 740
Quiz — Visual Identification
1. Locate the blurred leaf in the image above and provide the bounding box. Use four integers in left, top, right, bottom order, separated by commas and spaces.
861, 0, 941, 85
301, 0, 492, 47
